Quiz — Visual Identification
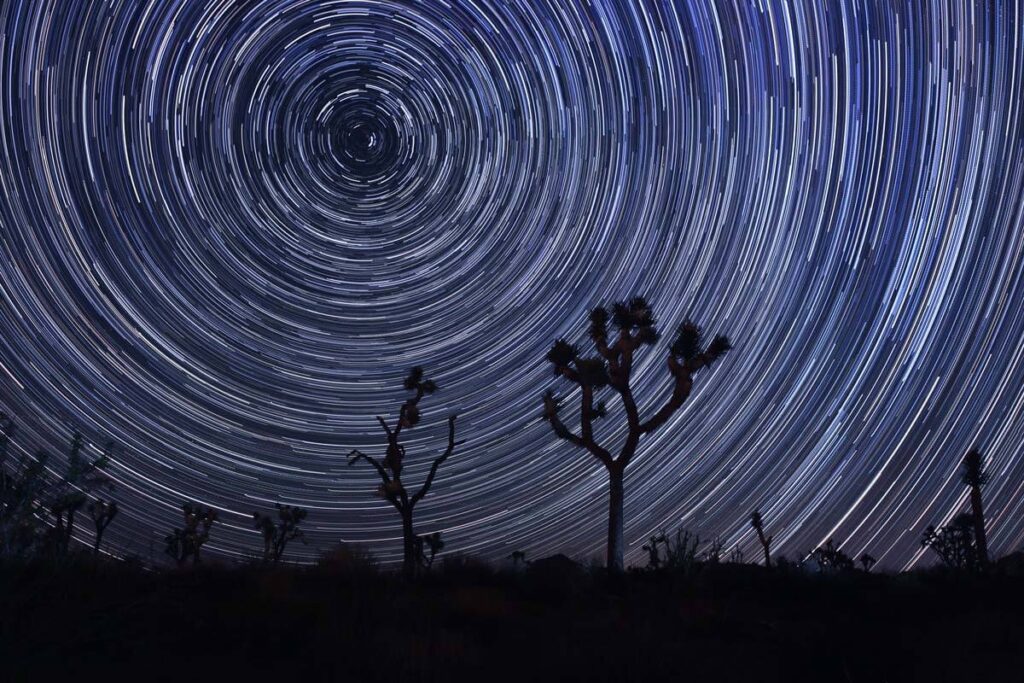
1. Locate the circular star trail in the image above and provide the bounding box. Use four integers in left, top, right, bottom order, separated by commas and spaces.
1, 0, 1023, 569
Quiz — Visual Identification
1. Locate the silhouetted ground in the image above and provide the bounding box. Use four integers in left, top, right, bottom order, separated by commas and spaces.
2, 555, 1023, 682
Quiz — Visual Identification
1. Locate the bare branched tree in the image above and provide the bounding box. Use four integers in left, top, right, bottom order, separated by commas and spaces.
348, 367, 458, 577
542, 298, 731, 571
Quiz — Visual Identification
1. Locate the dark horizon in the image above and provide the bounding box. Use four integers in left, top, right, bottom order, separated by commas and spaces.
2, 0, 1024, 572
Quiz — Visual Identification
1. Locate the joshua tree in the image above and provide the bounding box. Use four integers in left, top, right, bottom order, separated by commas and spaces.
0, 415, 49, 556
88, 499, 118, 555
922, 513, 978, 571
508, 550, 528, 568
47, 432, 114, 556
642, 532, 667, 570
253, 504, 308, 563
961, 449, 989, 568
416, 531, 444, 569
348, 367, 458, 577
542, 298, 731, 571
702, 537, 725, 564
750, 509, 772, 568
1, 419, 116, 557
859, 553, 876, 572
165, 502, 218, 567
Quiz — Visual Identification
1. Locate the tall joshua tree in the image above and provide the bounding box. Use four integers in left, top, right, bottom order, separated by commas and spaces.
348, 367, 458, 577
961, 449, 989, 568
253, 503, 307, 563
542, 298, 731, 572
750, 510, 772, 568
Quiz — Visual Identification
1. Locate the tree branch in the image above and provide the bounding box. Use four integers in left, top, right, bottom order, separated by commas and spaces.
411, 415, 457, 506
544, 406, 585, 448
348, 449, 391, 486
618, 385, 642, 432
639, 356, 694, 434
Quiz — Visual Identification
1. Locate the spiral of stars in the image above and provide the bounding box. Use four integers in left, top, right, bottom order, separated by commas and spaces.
0, 0, 1022, 568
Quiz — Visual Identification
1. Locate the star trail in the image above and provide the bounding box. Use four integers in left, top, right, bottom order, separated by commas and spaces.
1, 0, 1023, 570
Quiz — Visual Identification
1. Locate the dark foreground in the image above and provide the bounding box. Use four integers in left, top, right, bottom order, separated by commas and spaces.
2, 555, 1023, 682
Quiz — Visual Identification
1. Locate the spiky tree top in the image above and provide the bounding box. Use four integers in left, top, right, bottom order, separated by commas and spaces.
253, 503, 307, 562
369, 366, 440, 477
961, 449, 988, 488
349, 367, 458, 508
750, 510, 764, 531
543, 298, 732, 468
183, 502, 218, 533
52, 433, 114, 508
88, 499, 118, 527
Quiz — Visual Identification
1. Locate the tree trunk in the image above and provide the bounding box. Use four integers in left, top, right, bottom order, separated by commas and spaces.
970, 485, 989, 567
607, 465, 625, 572
755, 529, 771, 568
401, 508, 417, 578
63, 510, 76, 555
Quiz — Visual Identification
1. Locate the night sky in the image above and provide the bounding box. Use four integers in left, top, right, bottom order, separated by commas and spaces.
1, 0, 1023, 570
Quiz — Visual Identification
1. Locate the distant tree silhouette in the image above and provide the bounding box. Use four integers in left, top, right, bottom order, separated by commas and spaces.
750, 510, 772, 568
542, 298, 731, 571
1, 418, 117, 558
702, 536, 724, 564
47, 432, 114, 556
0, 415, 48, 556
642, 532, 666, 570
859, 553, 876, 572
810, 539, 854, 572
922, 513, 978, 571
165, 503, 218, 567
961, 449, 989, 568
508, 550, 528, 568
348, 367, 458, 577
728, 545, 745, 564
416, 531, 444, 569
253, 504, 307, 563
88, 500, 118, 555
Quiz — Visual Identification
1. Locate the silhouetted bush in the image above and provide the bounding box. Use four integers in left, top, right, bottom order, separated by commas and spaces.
642, 528, 703, 574
809, 539, 855, 572
315, 542, 379, 576
922, 513, 979, 572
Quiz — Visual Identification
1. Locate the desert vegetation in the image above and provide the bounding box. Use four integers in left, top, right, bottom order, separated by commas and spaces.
1, 307, 1021, 679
